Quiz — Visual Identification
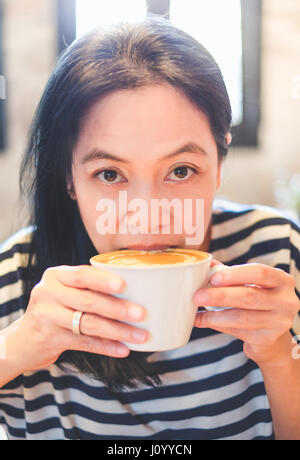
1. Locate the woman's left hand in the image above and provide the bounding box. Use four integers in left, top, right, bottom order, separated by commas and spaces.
193, 260, 300, 366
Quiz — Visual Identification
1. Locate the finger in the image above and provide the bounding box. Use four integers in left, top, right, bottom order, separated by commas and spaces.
193, 285, 277, 310
194, 309, 276, 331
63, 330, 130, 358
194, 318, 271, 343
47, 265, 126, 295
52, 304, 149, 345
210, 259, 224, 268
53, 284, 146, 323
78, 312, 149, 345
209, 263, 291, 289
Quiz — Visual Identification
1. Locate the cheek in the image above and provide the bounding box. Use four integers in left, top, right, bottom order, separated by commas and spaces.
171, 173, 216, 233
193, 170, 218, 229
77, 197, 97, 235
181, 168, 218, 201
72, 173, 100, 230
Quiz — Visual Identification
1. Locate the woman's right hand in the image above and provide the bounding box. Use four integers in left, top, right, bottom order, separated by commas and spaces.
3, 265, 148, 377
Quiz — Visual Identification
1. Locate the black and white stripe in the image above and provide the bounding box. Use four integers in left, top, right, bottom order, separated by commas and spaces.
0, 200, 299, 440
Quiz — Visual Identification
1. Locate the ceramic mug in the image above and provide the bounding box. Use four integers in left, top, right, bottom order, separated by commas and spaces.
90, 251, 230, 352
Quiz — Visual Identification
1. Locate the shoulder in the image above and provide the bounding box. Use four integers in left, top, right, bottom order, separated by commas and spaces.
213, 197, 300, 228
0, 225, 35, 253
212, 198, 300, 245
0, 226, 35, 272
211, 198, 300, 289
0, 226, 36, 329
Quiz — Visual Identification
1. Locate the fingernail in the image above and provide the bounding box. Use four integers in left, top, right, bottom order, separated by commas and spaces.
210, 274, 222, 285
129, 305, 144, 321
115, 344, 129, 356
133, 329, 147, 342
109, 278, 124, 291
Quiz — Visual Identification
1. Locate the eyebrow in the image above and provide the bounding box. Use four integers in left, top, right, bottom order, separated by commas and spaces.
81, 142, 208, 165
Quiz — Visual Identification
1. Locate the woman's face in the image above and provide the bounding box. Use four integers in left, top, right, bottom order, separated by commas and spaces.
70, 84, 226, 254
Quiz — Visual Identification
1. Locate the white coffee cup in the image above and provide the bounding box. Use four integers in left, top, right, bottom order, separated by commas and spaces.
90, 252, 230, 352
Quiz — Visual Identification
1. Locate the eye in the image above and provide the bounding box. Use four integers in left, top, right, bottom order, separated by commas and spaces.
95, 168, 126, 184
166, 165, 198, 182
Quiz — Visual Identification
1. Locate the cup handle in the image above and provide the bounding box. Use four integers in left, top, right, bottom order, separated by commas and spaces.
204, 264, 233, 312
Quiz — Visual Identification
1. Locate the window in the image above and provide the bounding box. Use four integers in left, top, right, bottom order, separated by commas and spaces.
170, 0, 243, 127
56, 0, 262, 147
76, 0, 147, 36
0, 0, 6, 152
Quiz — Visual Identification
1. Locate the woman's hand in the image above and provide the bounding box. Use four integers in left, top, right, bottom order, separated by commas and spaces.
193, 260, 300, 366
4, 265, 148, 376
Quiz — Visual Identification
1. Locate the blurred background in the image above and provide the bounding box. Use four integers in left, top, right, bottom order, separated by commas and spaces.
0, 0, 299, 244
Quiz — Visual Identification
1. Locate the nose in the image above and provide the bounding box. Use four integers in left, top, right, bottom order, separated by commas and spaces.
117, 187, 180, 236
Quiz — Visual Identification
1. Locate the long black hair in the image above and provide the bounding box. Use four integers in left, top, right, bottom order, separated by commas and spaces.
20, 15, 232, 391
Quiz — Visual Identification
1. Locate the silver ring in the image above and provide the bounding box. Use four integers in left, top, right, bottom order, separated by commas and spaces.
72, 310, 83, 335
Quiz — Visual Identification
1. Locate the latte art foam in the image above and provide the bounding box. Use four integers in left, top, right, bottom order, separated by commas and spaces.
92, 248, 209, 267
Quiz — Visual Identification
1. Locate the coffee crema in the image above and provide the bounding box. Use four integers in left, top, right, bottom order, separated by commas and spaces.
91, 248, 209, 267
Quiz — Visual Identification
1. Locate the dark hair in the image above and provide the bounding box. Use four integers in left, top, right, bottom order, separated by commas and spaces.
20, 15, 232, 391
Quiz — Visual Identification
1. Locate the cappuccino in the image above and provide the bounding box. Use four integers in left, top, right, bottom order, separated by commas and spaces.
91, 248, 209, 268
90, 248, 215, 351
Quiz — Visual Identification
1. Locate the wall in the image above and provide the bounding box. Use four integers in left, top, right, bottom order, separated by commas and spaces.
218, 0, 300, 206
0, 0, 56, 244
0, 0, 300, 244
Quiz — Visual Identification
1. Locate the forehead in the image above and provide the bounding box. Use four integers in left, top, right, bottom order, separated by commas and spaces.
75, 84, 217, 161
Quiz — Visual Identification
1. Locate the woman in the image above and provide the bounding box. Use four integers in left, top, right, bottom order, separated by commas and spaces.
0, 16, 299, 440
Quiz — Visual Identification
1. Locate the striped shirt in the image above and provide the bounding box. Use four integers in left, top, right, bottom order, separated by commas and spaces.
0, 198, 299, 440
